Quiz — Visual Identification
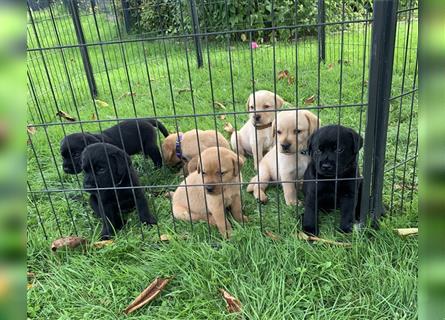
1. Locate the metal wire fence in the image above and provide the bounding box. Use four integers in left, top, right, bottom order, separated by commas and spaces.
27, 0, 418, 242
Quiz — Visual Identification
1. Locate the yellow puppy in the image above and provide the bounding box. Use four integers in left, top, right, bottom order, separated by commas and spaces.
162, 129, 230, 174
230, 90, 285, 169
172, 147, 246, 238
247, 109, 320, 205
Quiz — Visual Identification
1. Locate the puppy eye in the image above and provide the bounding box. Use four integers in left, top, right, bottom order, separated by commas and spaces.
315, 149, 322, 155
250, 106, 254, 110
201, 171, 206, 176
277, 130, 282, 135
336, 147, 345, 153
264, 104, 270, 109
219, 171, 226, 176
294, 129, 302, 135
96, 167, 106, 174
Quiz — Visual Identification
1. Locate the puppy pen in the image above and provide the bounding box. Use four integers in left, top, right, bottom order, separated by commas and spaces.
27, 0, 418, 242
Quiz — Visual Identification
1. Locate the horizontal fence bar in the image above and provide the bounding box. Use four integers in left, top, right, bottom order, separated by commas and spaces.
396, 7, 419, 14
389, 88, 418, 101
27, 18, 373, 52
384, 154, 418, 173
28, 176, 364, 194
27, 102, 368, 128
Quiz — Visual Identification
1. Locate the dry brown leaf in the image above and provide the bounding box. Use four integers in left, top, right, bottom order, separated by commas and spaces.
223, 122, 234, 134
240, 33, 247, 42
56, 110, 76, 122
118, 92, 136, 99
296, 231, 351, 247
278, 69, 289, 80
219, 288, 242, 313
94, 99, 109, 107
265, 231, 280, 241
27, 125, 37, 135
219, 115, 226, 120
287, 75, 295, 85
51, 236, 87, 251
327, 63, 334, 70
214, 101, 226, 110
91, 113, 97, 120
178, 88, 192, 94
92, 240, 113, 248
160, 234, 172, 242
124, 277, 173, 315
304, 95, 316, 105
395, 228, 418, 237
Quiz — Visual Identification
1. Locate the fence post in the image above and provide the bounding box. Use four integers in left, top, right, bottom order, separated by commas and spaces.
317, 0, 326, 62
360, 0, 398, 227
69, 0, 98, 98
189, 0, 203, 68
121, 0, 132, 33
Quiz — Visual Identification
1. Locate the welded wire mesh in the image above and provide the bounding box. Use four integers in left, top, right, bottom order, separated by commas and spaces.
27, 0, 418, 242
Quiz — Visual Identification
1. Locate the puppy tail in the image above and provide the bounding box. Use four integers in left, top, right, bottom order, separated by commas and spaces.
148, 119, 169, 138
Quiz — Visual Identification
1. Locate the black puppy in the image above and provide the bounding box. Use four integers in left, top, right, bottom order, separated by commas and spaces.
61, 119, 169, 174
302, 125, 363, 235
82, 142, 157, 239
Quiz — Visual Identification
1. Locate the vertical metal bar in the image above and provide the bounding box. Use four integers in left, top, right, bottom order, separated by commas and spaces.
360, 0, 398, 227
189, 0, 203, 68
121, 0, 133, 33
317, 0, 326, 62
69, 0, 98, 97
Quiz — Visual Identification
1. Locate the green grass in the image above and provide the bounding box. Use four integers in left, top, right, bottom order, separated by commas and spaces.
27, 8, 418, 319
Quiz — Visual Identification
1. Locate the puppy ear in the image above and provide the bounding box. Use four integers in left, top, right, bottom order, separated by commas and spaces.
272, 119, 276, 138
246, 94, 252, 110
350, 130, 364, 153
231, 152, 244, 177
111, 149, 131, 181
304, 110, 320, 136
274, 94, 285, 109
85, 133, 100, 145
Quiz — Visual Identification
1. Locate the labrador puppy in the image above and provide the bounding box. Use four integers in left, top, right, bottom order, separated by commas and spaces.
247, 110, 320, 205
302, 125, 363, 235
172, 147, 246, 238
162, 129, 231, 175
230, 90, 285, 169
61, 119, 169, 174
82, 142, 157, 239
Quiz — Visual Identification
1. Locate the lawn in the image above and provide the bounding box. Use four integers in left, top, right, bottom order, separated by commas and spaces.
27, 5, 418, 319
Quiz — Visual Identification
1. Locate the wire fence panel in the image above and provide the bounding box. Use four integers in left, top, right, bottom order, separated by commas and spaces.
27, 0, 418, 243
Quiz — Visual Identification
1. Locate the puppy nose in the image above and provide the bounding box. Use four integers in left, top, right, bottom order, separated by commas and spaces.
321, 163, 333, 170
281, 143, 291, 150
255, 115, 261, 121
205, 185, 214, 193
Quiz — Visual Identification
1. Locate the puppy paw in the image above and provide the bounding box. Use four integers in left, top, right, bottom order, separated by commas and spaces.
241, 215, 250, 223
338, 225, 353, 234
141, 216, 157, 226
255, 191, 268, 204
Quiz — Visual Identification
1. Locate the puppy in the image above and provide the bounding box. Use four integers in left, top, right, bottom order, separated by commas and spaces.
247, 110, 320, 205
162, 129, 231, 174
231, 90, 285, 169
172, 147, 246, 238
61, 119, 169, 174
82, 143, 157, 239
302, 125, 363, 235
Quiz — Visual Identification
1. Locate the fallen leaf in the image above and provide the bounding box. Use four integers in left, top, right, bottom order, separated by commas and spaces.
265, 231, 280, 241
160, 234, 171, 241
287, 75, 295, 85
223, 122, 234, 134
219, 288, 242, 313
178, 88, 192, 94
304, 95, 316, 105
124, 277, 173, 315
56, 110, 76, 122
51, 236, 87, 251
214, 101, 226, 110
118, 92, 136, 99
240, 33, 247, 42
278, 70, 289, 80
94, 99, 109, 107
27, 125, 37, 135
296, 231, 351, 247
327, 63, 334, 70
92, 240, 113, 248
91, 113, 97, 120
394, 228, 418, 236
219, 115, 226, 120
